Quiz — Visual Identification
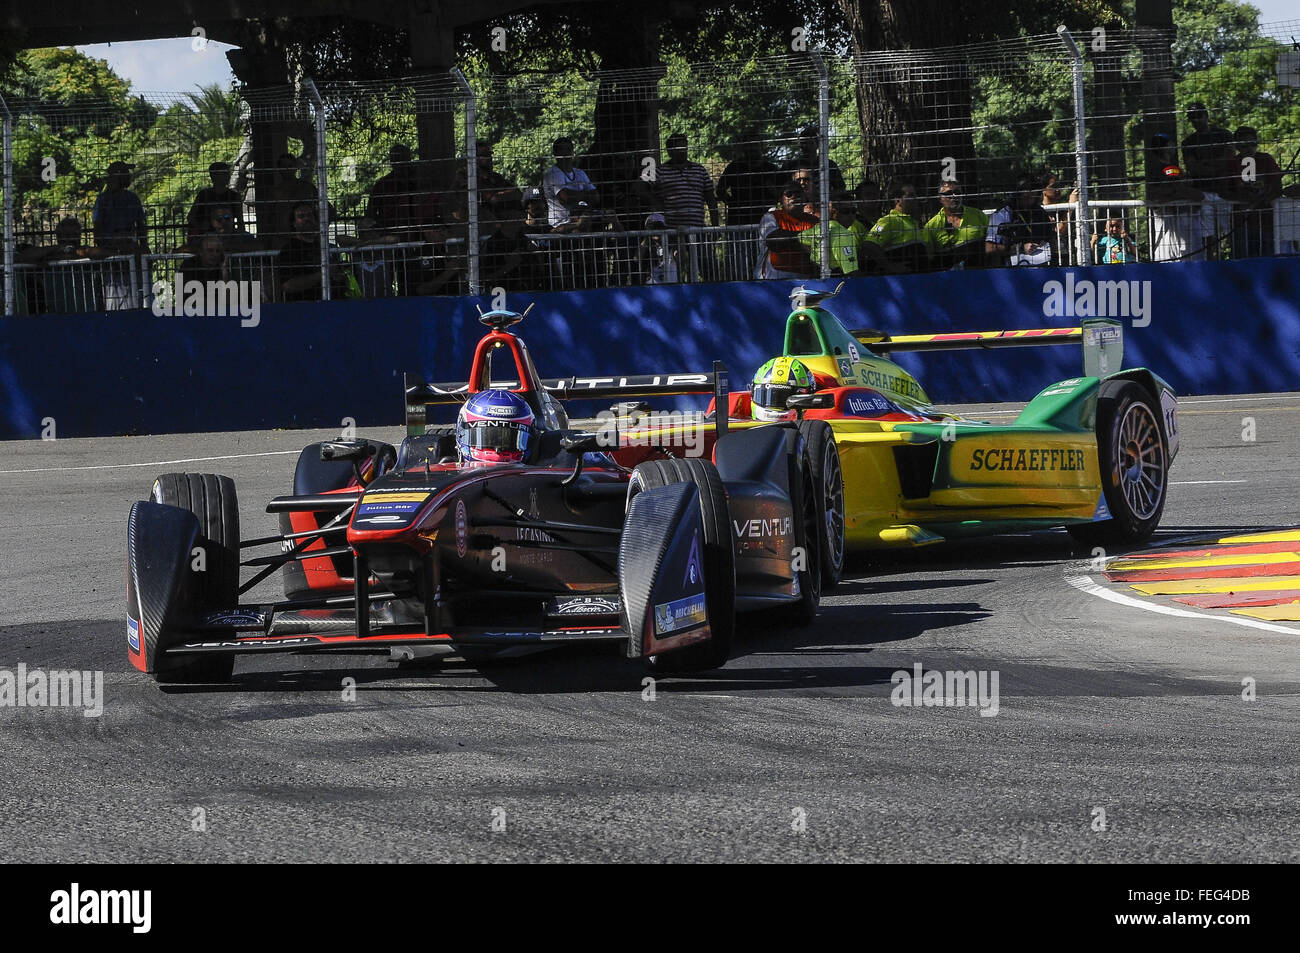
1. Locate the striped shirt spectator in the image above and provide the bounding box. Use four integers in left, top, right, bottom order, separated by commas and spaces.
654, 134, 719, 230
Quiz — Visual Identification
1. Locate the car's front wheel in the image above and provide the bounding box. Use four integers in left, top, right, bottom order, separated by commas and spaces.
1069, 380, 1169, 546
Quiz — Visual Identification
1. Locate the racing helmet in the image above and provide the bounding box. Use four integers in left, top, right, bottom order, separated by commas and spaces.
456, 389, 536, 465
751, 357, 815, 422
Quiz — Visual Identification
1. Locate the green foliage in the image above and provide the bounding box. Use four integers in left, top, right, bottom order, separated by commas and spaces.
1171, 0, 1261, 77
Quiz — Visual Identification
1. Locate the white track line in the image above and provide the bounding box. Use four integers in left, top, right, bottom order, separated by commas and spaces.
1066, 572, 1300, 636
1171, 480, 1248, 485
0, 450, 299, 475
1181, 395, 1299, 405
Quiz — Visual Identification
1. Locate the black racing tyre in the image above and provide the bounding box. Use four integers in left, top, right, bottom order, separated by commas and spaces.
776, 439, 822, 625
1068, 380, 1169, 547
628, 458, 736, 672
798, 419, 845, 589
150, 473, 240, 682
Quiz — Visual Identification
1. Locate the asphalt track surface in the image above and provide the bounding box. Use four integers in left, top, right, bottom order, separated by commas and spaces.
2, 393, 1298, 863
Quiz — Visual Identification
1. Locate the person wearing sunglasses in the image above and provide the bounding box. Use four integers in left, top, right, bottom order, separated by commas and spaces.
754, 181, 820, 279
924, 181, 989, 269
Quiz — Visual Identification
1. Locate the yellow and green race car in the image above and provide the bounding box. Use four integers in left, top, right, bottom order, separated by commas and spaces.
609, 284, 1178, 587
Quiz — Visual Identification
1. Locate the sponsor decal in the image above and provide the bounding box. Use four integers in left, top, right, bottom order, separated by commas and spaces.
653, 593, 708, 636
196, 610, 264, 628
181, 637, 316, 649
683, 530, 703, 587
367, 486, 448, 493
970, 447, 1087, 472
1091, 494, 1112, 521
549, 374, 710, 391
127, 617, 140, 652
355, 515, 407, 525
550, 596, 621, 616
856, 367, 925, 401
485, 405, 516, 416
847, 341, 861, 363
357, 499, 425, 515
455, 499, 468, 558
845, 391, 896, 418
733, 516, 793, 538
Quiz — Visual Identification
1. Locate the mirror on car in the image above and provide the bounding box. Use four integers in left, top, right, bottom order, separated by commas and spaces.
786, 393, 835, 410
560, 433, 603, 455
320, 440, 377, 463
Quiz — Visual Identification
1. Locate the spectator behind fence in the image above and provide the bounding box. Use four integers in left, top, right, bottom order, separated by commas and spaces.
1182, 103, 1237, 257
93, 160, 147, 251
277, 202, 336, 301
178, 233, 230, 285
266, 153, 328, 242
1182, 102, 1234, 193
985, 178, 1053, 266
544, 137, 597, 228
92, 160, 148, 309
416, 191, 469, 296
642, 213, 681, 285
1231, 127, 1284, 258
457, 142, 522, 223
924, 180, 989, 269
655, 133, 719, 230
1092, 217, 1137, 264
186, 161, 244, 244
196, 203, 258, 253
853, 179, 885, 230
800, 192, 868, 276
862, 182, 930, 274
754, 182, 819, 279
781, 125, 845, 196
717, 139, 779, 227
1042, 171, 1073, 255
364, 144, 422, 242
1146, 132, 1206, 262
18, 218, 107, 264
655, 133, 718, 282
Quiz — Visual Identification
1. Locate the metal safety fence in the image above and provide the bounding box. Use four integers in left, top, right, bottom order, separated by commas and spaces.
3, 18, 1299, 315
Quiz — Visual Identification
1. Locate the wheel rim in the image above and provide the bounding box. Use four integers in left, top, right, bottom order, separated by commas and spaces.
822, 441, 845, 572
1115, 402, 1165, 520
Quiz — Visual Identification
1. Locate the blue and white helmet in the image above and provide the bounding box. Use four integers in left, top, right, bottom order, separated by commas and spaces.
456, 389, 536, 465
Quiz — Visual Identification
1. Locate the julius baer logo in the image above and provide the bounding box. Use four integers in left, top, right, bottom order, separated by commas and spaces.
1041, 271, 1151, 327
50, 884, 151, 933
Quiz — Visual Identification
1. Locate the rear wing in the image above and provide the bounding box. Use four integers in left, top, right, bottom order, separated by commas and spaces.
404, 362, 731, 437
853, 319, 1123, 377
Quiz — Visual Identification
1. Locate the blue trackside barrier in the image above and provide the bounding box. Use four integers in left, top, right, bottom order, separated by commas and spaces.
1, 258, 1297, 439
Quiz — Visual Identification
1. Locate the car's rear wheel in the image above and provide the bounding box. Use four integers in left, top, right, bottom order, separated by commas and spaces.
798, 419, 845, 589
150, 473, 240, 682
1068, 380, 1169, 547
628, 457, 735, 672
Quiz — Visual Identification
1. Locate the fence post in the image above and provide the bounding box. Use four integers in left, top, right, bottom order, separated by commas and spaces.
1057, 26, 1091, 268
451, 68, 480, 297
303, 79, 331, 301
1, 93, 13, 317
811, 51, 831, 280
